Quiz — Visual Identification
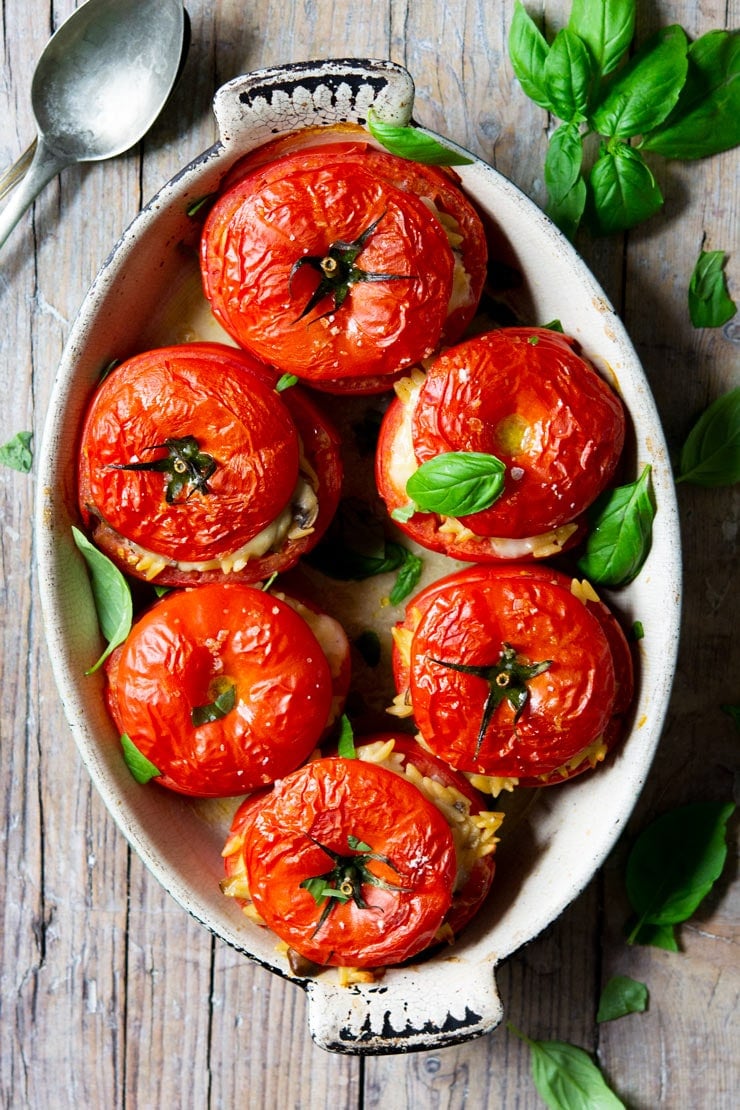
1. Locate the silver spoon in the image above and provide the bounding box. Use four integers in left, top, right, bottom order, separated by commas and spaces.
0, 0, 187, 252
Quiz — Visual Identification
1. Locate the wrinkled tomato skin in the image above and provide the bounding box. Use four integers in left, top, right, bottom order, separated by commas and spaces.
104, 583, 336, 798
78, 346, 343, 587
243, 756, 457, 968
395, 565, 625, 780
201, 160, 455, 384
78, 343, 298, 562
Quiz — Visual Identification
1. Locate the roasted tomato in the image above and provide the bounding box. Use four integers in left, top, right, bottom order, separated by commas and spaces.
200, 144, 486, 391
221, 733, 502, 961
104, 582, 349, 797
77, 342, 342, 586
376, 327, 625, 561
222, 751, 460, 969
391, 565, 634, 785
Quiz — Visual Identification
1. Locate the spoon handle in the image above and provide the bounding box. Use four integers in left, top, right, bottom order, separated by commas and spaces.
0, 136, 71, 253
0, 140, 38, 203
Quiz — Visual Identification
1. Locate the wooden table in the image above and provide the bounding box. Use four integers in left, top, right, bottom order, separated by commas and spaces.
1, 1, 737, 1106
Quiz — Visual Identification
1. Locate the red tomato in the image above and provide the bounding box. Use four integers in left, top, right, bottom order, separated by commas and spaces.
104, 582, 342, 797
240, 755, 458, 968
393, 565, 633, 782
376, 327, 624, 559
200, 156, 458, 386
77, 342, 342, 586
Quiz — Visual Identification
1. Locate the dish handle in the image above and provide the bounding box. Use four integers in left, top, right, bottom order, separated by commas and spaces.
304, 959, 504, 1055
212, 58, 415, 152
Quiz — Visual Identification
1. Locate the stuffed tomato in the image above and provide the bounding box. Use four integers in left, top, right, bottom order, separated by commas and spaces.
104, 582, 350, 797
376, 327, 625, 561
391, 565, 634, 788
77, 342, 342, 586
221, 733, 503, 970
200, 139, 487, 393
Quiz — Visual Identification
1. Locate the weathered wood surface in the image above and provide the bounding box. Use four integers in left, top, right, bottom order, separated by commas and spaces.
1, 1, 737, 1107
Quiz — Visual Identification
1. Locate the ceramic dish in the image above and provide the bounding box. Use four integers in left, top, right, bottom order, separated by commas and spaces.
35, 59, 681, 1054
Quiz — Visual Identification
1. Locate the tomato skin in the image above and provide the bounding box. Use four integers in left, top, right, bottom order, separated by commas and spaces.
78, 344, 343, 586
104, 583, 337, 797
201, 160, 456, 385
242, 756, 457, 967
376, 327, 625, 553
393, 565, 628, 781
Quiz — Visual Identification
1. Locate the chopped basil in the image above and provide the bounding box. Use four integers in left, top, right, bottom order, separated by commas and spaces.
405, 451, 506, 517
688, 250, 736, 328
0, 430, 33, 473
275, 372, 299, 392
596, 976, 649, 1022
677, 387, 740, 487
576, 465, 655, 586
366, 109, 473, 166
72, 527, 133, 674
121, 733, 161, 784
337, 714, 356, 759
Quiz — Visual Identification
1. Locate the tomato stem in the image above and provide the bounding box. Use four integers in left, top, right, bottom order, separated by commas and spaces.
110, 435, 217, 503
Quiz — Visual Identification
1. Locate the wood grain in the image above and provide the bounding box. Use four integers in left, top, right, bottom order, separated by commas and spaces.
1, 2, 737, 1107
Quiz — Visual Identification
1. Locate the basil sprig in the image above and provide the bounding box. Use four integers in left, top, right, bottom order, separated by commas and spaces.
404, 450, 506, 517
508, 1023, 626, 1108
509, 2, 740, 238
0, 430, 33, 473
366, 109, 473, 166
72, 526, 133, 674
688, 250, 736, 328
677, 387, 740, 486
596, 976, 649, 1023
625, 800, 736, 949
576, 464, 655, 586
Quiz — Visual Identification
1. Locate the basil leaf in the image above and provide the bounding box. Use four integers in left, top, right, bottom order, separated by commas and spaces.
545, 123, 587, 238
509, 1025, 626, 1109
590, 25, 688, 138
543, 28, 593, 122
508, 1, 553, 112
72, 526, 133, 674
191, 682, 236, 727
596, 976, 649, 1022
275, 372, 298, 392
307, 497, 406, 580
121, 733, 161, 784
626, 918, 679, 951
0, 430, 33, 473
577, 464, 654, 586
366, 111, 473, 166
568, 0, 635, 79
677, 387, 740, 487
389, 550, 423, 606
589, 144, 663, 234
353, 630, 381, 668
640, 31, 740, 160
337, 714, 356, 759
688, 250, 736, 328
406, 451, 506, 516
626, 801, 736, 942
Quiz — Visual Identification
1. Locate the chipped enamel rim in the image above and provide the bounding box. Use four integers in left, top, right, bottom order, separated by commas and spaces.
35, 59, 681, 1055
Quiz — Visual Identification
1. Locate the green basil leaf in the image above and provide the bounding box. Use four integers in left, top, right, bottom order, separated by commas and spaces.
406, 451, 506, 516
543, 28, 593, 122
640, 31, 740, 160
0, 430, 33, 473
121, 733, 161, 784
588, 143, 663, 234
191, 682, 236, 727
631, 620, 645, 641
590, 25, 688, 138
677, 387, 740, 486
353, 630, 381, 668
275, 372, 298, 392
72, 526, 133, 674
626, 918, 679, 951
366, 111, 473, 166
568, 0, 635, 78
337, 714, 356, 759
545, 123, 587, 238
626, 801, 736, 939
688, 250, 736, 328
596, 976, 649, 1022
389, 550, 423, 607
577, 464, 654, 586
509, 1025, 626, 1109
391, 502, 416, 524
508, 1, 554, 111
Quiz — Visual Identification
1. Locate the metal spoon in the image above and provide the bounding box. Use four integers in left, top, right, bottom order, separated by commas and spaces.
0, 0, 187, 252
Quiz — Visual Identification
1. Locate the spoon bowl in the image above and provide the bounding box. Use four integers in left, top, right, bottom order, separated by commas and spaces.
0, 0, 186, 251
